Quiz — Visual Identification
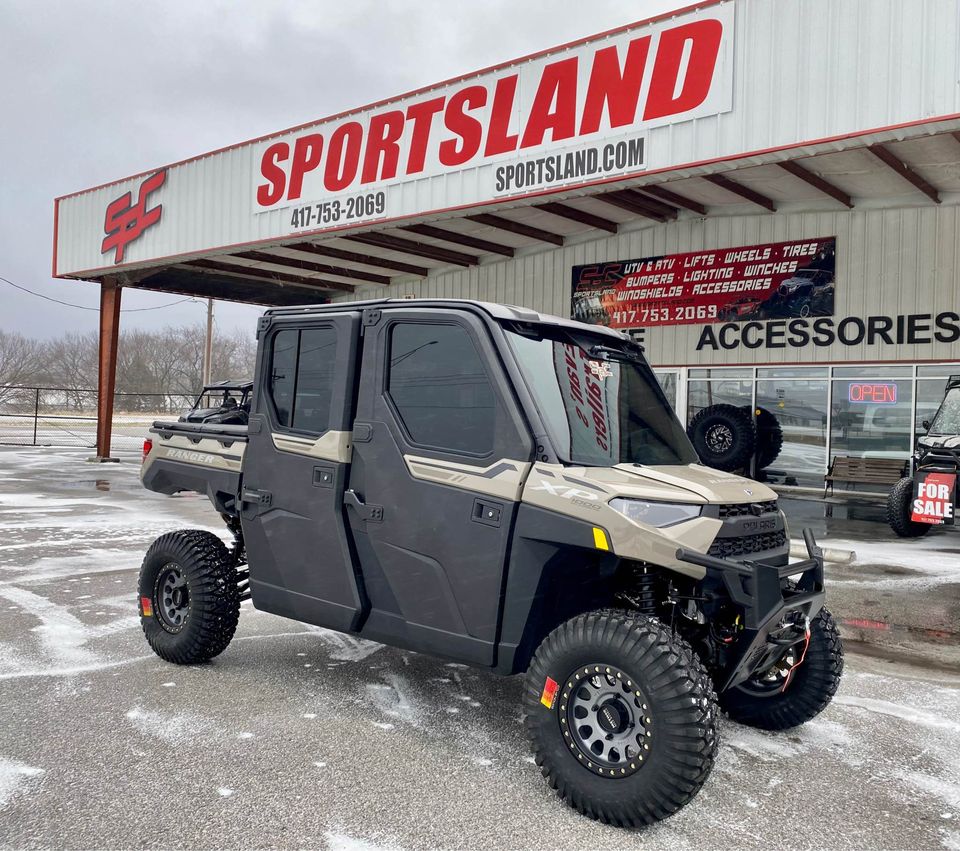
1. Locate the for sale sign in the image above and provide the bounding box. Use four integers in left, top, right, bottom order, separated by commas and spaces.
571, 237, 836, 330
911, 471, 957, 525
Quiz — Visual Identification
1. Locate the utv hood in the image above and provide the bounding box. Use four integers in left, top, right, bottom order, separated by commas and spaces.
919, 435, 960, 451
574, 463, 778, 504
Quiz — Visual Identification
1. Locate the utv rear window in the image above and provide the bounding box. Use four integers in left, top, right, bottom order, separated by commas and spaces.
387, 322, 496, 455
268, 326, 337, 433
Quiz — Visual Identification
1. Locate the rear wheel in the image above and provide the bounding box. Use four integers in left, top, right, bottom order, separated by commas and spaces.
720, 607, 843, 730
887, 477, 932, 538
524, 610, 718, 827
138, 530, 240, 664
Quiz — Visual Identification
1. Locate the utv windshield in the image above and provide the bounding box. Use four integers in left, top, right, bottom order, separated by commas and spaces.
929, 386, 960, 435
505, 326, 698, 467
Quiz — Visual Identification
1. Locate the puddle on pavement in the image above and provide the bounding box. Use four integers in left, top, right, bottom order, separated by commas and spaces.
59, 479, 113, 492
58, 479, 142, 493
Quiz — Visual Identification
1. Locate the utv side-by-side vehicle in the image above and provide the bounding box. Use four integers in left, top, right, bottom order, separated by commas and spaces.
887, 375, 960, 537
139, 299, 842, 827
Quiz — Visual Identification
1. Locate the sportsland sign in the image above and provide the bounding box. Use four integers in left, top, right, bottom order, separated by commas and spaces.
55, 3, 735, 277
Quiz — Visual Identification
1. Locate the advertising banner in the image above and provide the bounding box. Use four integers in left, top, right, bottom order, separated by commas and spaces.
571, 237, 836, 330
911, 471, 957, 525
553, 342, 620, 465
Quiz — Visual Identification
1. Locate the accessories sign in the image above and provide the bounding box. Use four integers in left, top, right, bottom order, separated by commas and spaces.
572, 237, 836, 330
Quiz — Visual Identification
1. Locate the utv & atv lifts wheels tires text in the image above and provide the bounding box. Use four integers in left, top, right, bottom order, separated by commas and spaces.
886, 477, 932, 538
138, 530, 241, 664
720, 607, 843, 730
687, 403, 756, 472
523, 610, 718, 827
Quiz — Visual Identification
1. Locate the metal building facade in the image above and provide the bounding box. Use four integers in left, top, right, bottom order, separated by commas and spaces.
346, 202, 960, 368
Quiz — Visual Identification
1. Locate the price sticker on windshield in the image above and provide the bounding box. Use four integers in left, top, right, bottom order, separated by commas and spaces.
911, 472, 956, 525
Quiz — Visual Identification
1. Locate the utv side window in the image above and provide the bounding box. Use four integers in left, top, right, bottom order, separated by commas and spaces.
269, 330, 298, 427
267, 326, 337, 433
387, 322, 496, 455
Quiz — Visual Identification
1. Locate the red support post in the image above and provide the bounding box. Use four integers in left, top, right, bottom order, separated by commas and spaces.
93, 277, 122, 461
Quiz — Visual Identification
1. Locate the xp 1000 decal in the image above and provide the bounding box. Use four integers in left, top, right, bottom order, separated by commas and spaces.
571, 237, 836, 330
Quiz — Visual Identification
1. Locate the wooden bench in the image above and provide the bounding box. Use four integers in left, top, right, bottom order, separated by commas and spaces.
823, 456, 908, 497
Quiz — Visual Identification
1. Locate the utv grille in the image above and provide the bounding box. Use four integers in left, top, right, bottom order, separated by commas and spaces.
718, 500, 779, 519
708, 529, 787, 559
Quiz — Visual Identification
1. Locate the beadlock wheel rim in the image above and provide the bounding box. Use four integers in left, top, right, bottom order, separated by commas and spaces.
154, 563, 190, 634
705, 423, 734, 453
559, 663, 653, 778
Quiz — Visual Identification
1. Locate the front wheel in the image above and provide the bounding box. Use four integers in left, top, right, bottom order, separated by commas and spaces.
523, 611, 718, 827
720, 607, 843, 730
138, 530, 240, 664
887, 477, 932, 538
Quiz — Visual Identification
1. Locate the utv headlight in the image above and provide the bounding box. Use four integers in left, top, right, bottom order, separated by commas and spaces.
608, 498, 701, 527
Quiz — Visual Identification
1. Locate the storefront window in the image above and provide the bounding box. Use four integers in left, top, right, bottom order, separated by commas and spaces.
755, 379, 828, 487
830, 378, 913, 458
688, 368, 752, 379
687, 378, 752, 421
756, 367, 828, 378
654, 371, 678, 411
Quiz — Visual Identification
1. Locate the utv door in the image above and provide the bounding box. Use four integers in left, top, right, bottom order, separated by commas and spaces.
241, 312, 364, 632
347, 308, 534, 664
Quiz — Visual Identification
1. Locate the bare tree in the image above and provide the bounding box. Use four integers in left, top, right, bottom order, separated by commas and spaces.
0, 330, 44, 405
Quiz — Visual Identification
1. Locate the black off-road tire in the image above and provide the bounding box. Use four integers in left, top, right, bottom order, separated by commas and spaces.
887, 477, 932, 538
719, 607, 843, 730
524, 610, 719, 827
138, 530, 240, 664
752, 406, 784, 469
687, 403, 756, 472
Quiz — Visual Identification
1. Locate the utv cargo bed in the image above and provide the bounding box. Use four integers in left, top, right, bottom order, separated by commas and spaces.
142, 420, 247, 514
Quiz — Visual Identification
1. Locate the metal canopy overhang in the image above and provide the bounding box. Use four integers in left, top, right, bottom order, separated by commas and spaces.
77, 117, 960, 307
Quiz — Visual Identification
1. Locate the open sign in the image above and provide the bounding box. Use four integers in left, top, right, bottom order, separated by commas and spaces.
848, 382, 898, 404
911, 471, 957, 525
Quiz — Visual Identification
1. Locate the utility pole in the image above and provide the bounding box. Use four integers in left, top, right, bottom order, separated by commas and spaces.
202, 298, 214, 387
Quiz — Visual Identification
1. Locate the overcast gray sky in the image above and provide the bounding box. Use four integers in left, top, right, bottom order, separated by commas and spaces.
0, 0, 677, 339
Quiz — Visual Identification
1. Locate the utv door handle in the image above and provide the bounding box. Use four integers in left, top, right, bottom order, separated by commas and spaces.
240, 488, 272, 507
344, 489, 383, 522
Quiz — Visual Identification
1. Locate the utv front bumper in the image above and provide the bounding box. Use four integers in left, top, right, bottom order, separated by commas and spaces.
677, 529, 826, 691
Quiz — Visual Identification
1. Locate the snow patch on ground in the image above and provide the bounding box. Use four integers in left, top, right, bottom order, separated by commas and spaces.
835, 696, 960, 733
0, 758, 44, 808
324, 830, 403, 851
307, 626, 382, 662
125, 707, 219, 745
365, 675, 420, 727
902, 772, 960, 808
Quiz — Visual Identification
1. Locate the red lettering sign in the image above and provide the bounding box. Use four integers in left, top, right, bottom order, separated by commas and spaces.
254, 11, 730, 206
101, 170, 167, 264
911, 472, 957, 525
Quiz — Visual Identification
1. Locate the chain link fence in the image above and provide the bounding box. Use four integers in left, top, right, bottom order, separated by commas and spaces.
0, 387, 196, 450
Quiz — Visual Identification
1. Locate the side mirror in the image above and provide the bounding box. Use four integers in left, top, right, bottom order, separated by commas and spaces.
922, 419, 930, 431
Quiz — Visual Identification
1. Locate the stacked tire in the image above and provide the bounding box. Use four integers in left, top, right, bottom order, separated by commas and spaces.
686, 405, 784, 472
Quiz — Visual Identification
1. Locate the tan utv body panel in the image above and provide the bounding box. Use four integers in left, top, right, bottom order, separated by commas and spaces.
403, 455, 532, 502
271, 430, 353, 464
521, 463, 778, 580
143, 433, 245, 477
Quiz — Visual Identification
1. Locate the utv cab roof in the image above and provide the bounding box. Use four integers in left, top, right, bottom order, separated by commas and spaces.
262, 298, 627, 342
199, 380, 254, 392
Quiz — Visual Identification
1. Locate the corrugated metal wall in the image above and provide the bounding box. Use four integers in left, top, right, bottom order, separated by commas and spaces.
348, 201, 960, 367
